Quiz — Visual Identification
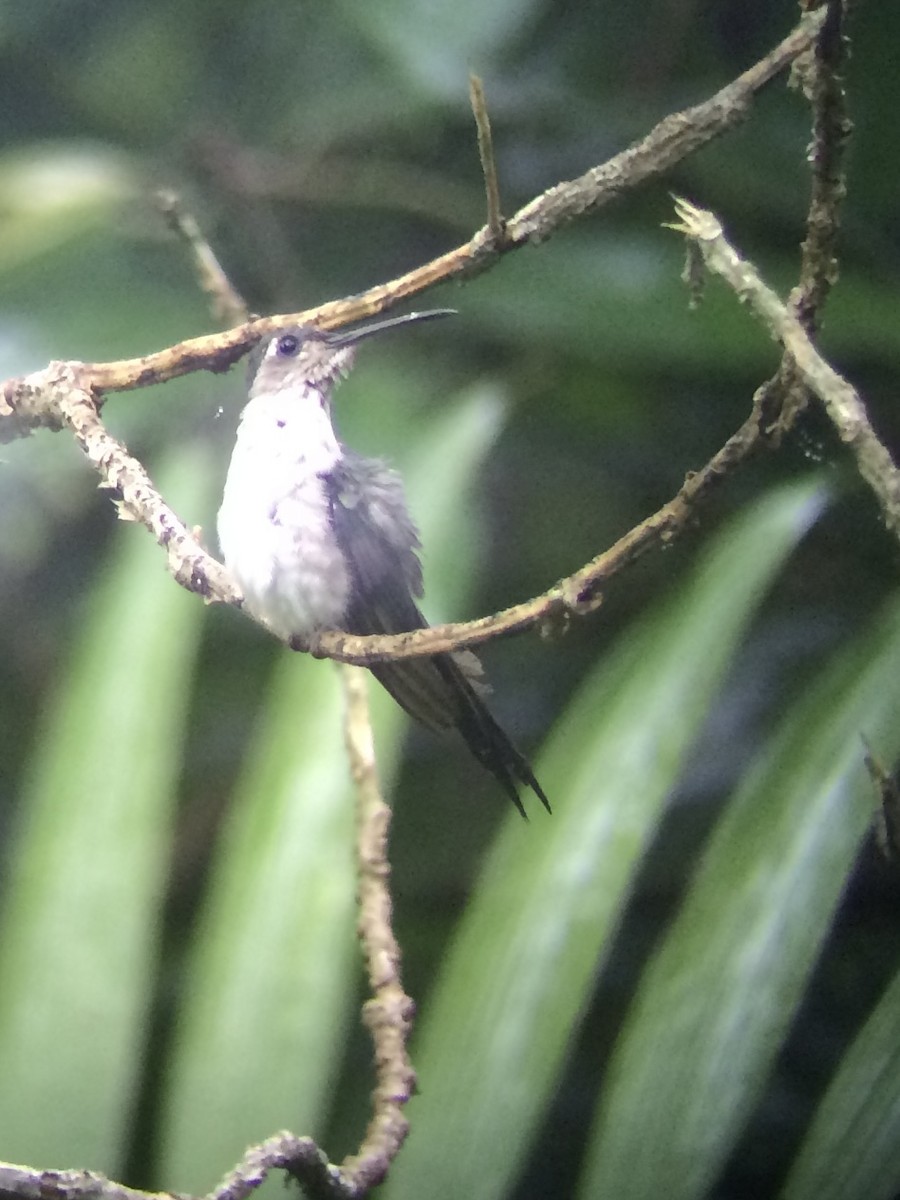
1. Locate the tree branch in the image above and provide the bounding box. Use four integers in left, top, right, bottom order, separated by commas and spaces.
468, 73, 505, 246
757, 0, 851, 437
337, 667, 416, 1193
669, 196, 900, 539
23, 361, 239, 601
309, 407, 768, 665
156, 192, 251, 328
0, 6, 823, 417
0, 1163, 170, 1200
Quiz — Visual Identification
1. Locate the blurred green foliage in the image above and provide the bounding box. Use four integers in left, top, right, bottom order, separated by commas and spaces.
0, 2, 899, 1199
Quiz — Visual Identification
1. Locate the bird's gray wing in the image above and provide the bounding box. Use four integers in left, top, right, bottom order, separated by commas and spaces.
325, 451, 467, 731
324, 452, 549, 816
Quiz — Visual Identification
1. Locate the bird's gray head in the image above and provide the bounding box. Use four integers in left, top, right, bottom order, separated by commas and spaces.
250, 309, 456, 400
250, 327, 353, 399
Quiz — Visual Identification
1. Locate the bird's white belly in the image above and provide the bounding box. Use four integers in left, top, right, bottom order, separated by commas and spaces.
218, 467, 350, 641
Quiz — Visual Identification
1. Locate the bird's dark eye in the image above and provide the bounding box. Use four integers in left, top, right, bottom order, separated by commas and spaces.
275, 333, 301, 358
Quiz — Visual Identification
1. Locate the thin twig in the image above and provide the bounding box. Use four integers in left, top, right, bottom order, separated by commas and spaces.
157, 191, 250, 327
338, 667, 416, 1194
789, 0, 850, 332
468, 73, 505, 244
758, 0, 851, 437
668, 196, 900, 540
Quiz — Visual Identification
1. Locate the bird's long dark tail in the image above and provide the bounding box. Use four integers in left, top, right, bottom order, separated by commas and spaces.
369, 652, 550, 818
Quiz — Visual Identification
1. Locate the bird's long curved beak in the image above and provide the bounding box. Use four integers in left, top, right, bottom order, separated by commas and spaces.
324, 308, 456, 346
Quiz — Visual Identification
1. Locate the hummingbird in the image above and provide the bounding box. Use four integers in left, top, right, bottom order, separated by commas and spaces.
217, 310, 549, 817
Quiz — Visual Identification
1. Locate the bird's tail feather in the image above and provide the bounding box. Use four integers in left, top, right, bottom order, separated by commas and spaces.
369, 652, 550, 818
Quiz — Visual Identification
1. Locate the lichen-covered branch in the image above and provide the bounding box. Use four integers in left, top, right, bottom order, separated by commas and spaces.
757, 0, 851, 437
338, 667, 416, 1193
669, 196, 900, 539
30, 361, 239, 602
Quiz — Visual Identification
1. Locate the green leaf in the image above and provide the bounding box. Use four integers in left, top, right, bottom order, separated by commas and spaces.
579, 589, 900, 1200
0, 442, 211, 1174
781, 961, 900, 1200
384, 477, 826, 1200
0, 145, 132, 274
158, 386, 505, 1192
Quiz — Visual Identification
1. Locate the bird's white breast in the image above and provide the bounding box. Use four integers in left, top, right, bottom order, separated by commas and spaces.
217, 387, 350, 640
